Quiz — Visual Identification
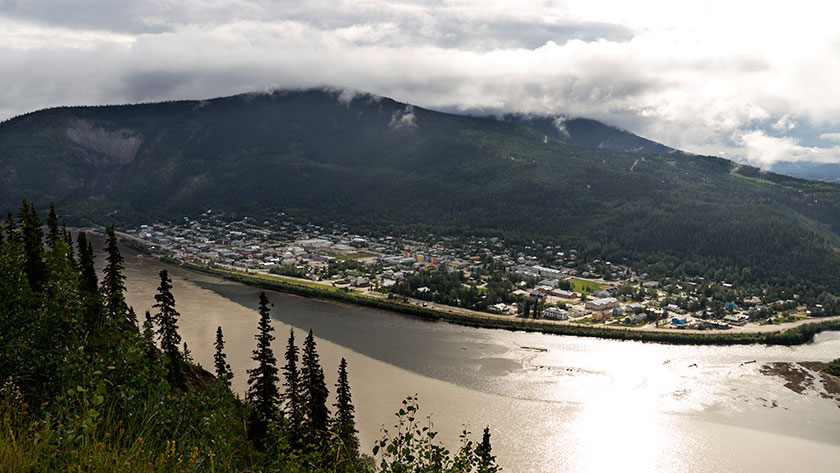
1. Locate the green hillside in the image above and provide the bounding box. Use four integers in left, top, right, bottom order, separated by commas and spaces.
2, 88, 840, 293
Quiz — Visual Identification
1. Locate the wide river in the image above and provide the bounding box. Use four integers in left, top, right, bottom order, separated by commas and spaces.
107, 241, 840, 473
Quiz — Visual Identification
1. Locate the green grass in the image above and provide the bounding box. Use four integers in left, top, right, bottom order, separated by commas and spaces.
569, 278, 604, 294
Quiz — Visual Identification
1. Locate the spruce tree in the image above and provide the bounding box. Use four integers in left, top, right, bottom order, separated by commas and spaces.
127, 306, 138, 328
283, 328, 304, 434
77, 231, 103, 330
247, 292, 280, 427
4, 211, 17, 244
333, 357, 359, 459
183, 342, 193, 363
46, 202, 59, 248
301, 329, 330, 437
19, 200, 46, 291
153, 269, 182, 364
476, 427, 498, 473
214, 326, 232, 385
101, 224, 128, 323
142, 310, 156, 360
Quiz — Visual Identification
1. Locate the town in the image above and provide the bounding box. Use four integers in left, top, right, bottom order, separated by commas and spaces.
123, 210, 829, 334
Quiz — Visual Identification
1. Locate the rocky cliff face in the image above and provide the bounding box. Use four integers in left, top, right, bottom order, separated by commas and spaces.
65, 119, 143, 166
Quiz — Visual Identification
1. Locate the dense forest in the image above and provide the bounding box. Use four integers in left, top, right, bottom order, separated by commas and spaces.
2, 89, 840, 295
0, 202, 500, 472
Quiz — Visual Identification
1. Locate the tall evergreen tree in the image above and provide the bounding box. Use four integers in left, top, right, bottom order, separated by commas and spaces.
61, 220, 75, 266
46, 202, 59, 248
301, 329, 330, 437
77, 231, 103, 330
476, 427, 498, 473
142, 309, 156, 360
142, 309, 154, 336
333, 357, 359, 460
4, 211, 17, 244
247, 292, 280, 428
19, 200, 46, 291
126, 306, 138, 329
283, 329, 304, 435
101, 224, 128, 323
153, 269, 182, 366
214, 326, 232, 385
183, 342, 193, 363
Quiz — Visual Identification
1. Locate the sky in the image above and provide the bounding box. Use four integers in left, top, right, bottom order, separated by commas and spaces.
2, 0, 840, 168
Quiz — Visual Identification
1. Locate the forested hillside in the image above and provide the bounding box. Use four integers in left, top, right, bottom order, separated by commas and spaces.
1, 88, 840, 294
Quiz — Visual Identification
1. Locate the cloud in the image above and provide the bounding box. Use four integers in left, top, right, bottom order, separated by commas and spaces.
389, 105, 416, 128
553, 117, 570, 138
1, 1, 840, 167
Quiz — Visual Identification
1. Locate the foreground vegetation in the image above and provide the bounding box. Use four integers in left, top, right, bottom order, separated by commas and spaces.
0, 202, 500, 472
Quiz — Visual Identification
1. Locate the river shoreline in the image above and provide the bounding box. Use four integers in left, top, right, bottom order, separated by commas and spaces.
131, 239, 840, 345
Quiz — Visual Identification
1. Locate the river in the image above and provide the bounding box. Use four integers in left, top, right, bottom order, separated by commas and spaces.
107, 241, 840, 473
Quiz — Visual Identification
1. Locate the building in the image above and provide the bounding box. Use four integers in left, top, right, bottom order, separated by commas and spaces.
585, 297, 619, 312
723, 313, 748, 326
550, 289, 578, 299
544, 307, 569, 320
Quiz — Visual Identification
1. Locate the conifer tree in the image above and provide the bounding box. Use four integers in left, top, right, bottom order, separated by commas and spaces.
476, 427, 498, 473
5, 211, 17, 244
142, 310, 156, 360
301, 329, 330, 437
153, 269, 182, 364
46, 202, 59, 248
127, 306, 138, 328
283, 328, 304, 434
61, 220, 75, 266
214, 326, 232, 385
333, 357, 359, 459
183, 342, 193, 363
143, 309, 154, 335
19, 200, 46, 291
77, 231, 103, 330
247, 292, 280, 427
101, 224, 128, 322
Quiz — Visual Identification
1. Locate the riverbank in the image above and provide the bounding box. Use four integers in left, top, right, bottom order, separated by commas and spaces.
148, 251, 840, 346
760, 362, 840, 407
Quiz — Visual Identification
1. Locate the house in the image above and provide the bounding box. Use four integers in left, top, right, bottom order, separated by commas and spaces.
591, 311, 610, 321
349, 276, 369, 288
488, 303, 509, 314
723, 313, 748, 326
625, 303, 646, 313
550, 289, 578, 299
625, 313, 647, 324
585, 297, 619, 311
543, 307, 569, 320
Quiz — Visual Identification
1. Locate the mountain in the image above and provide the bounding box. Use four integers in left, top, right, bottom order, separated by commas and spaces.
2, 88, 840, 293
499, 114, 677, 154
771, 161, 840, 184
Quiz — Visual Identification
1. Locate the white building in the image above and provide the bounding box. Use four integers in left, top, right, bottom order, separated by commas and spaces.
585, 297, 619, 311
544, 307, 569, 320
